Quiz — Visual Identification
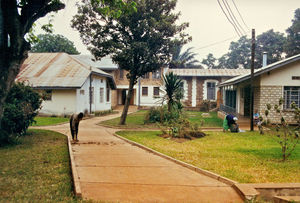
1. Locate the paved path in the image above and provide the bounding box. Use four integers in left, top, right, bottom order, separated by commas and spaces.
34, 113, 242, 203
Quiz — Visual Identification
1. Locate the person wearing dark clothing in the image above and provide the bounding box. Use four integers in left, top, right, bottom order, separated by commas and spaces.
70, 112, 84, 141
223, 114, 239, 132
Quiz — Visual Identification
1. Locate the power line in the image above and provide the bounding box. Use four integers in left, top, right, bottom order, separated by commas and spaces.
223, 0, 247, 35
231, 0, 250, 31
221, 0, 243, 36
217, 0, 242, 37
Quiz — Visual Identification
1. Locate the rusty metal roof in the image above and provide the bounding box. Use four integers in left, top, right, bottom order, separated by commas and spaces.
16, 53, 116, 89
168, 68, 250, 77
71, 55, 118, 70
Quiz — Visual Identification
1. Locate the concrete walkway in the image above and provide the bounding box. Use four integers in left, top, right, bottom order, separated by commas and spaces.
35, 113, 243, 203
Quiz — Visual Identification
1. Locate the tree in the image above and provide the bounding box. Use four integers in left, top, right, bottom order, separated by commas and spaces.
284, 8, 300, 57
256, 29, 286, 67
31, 34, 80, 54
163, 72, 183, 112
201, 53, 217, 69
72, 0, 190, 125
0, 0, 65, 133
169, 45, 201, 68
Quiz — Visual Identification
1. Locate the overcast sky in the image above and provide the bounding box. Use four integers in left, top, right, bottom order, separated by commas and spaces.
36, 0, 299, 61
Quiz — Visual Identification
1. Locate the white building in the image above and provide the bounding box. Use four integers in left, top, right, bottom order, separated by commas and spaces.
16, 53, 116, 115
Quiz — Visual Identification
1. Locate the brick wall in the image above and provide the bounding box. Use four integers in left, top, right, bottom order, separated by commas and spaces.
259, 86, 295, 123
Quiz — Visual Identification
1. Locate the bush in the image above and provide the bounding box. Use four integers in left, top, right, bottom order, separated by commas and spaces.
144, 105, 180, 124
0, 83, 42, 145
95, 109, 116, 117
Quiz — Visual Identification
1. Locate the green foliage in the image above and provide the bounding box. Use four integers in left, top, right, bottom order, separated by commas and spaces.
201, 53, 217, 69
31, 34, 80, 54
284, 8, 300, 57
163, 72, 184, 112
170, 45, 201, 68
0, 83, 42, 145
262, 99, 299, 161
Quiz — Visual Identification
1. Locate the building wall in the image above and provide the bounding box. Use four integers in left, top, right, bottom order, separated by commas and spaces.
40, 89, 76, 115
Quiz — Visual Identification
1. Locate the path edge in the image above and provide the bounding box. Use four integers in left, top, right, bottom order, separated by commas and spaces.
67, 136, 82, 197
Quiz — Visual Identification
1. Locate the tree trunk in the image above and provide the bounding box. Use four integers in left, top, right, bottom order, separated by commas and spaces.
119, 77, 136, 125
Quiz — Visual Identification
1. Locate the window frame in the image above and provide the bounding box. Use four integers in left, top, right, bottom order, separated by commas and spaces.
142, 87, 148, 96
153, 87, 160, 96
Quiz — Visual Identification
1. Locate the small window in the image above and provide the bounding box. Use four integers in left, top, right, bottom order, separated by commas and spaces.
207, 82, 216, 100
153, 87, 160, 96
43, 90, 52, 101
106, 81, 110, 102
101, 79, 103, 83
80, 90, 85, 95
142, 87, 148, 96
100, 88, 104, 103
284, 86, 300, 109
119, 69, 124, 79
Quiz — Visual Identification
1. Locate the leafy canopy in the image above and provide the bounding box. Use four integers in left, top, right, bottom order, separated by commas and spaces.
170, 44, 201, 68
284, 8, 300, 57
31, 34, 80, 54
72, 0, 190, 82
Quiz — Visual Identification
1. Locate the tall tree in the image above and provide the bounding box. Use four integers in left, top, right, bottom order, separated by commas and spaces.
201, 53, 217, 69
284, 8, 300, 57
0, 0, 65, 132
72, 0, 190, 125
31, 34, 80, 54
169, 45, 201, 68
256, 29, 286, 67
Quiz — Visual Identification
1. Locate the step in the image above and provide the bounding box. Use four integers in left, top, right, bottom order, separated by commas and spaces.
274, 196, 300, 203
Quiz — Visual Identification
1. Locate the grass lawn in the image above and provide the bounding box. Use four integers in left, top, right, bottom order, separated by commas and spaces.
116, 130, 300, 183
0, 129, 82, 202
100, 110, 223, 128
31, 116, 69, 126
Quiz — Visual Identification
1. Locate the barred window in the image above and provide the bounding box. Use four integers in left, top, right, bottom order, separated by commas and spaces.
207, 82, 216, 100
284, 86, 300, 109
142, 72, 150, 79
153, 87, 159, 96
100, 88, 104, 103
43, 90, 52, 101
142, 87, 148, 96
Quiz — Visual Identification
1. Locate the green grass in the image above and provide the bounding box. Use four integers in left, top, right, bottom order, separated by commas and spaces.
0, 129, 83, 202
186, 111, 223, 127
100, 110, 223, 129
32, 116, 69, 126
100, 110, 157, 129
116, 130, 300, 183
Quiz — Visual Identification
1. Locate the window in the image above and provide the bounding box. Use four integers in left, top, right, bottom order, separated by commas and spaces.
100, 88, 104, 103
284, 86, 300, 109
106, 81, 110, 102
80, 90, 85, 95
153, 87, 160, 96
119, 69, 124, 79
142, 87, 148, 96
142, 72, 150, 79
152, 69, 161, 79
43, 90, 52, 101
90, 87, 94, 104
207, 82, 216, 100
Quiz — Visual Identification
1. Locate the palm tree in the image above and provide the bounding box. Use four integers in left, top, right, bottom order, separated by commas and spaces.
163, 72, 183, 112
169, 45, 202, 68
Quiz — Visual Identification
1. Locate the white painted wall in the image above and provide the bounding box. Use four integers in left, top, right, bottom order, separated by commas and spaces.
182, 79, 188, 101
260, 61, 300, 86
40, 89, 76, 115
139, 85, 162, 106
192, 77, 197, 107
77, 75, 111, 113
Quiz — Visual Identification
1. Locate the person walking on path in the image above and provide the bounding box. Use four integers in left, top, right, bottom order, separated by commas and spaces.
70, 112, 84, 142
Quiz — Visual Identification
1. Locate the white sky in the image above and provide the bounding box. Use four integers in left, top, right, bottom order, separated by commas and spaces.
36, 0, 300, 61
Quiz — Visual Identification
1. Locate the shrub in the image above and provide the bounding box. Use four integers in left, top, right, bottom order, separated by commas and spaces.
0, 83, 42, 145
95, 109, 116, 117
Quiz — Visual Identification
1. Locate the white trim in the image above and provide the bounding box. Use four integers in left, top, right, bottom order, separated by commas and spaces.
192, 77, 197, 107
203, 79, 218, 101
182, 79, 188, 100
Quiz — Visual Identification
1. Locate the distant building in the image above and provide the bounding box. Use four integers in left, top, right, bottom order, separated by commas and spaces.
219, 54, 300, 123
16, 53, 116, 115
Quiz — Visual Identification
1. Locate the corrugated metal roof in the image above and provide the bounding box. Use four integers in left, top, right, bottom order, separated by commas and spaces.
71, 55, 118, 70
219, 53, 300, 87
16, 53, 115, 89
168, 68, 250, 77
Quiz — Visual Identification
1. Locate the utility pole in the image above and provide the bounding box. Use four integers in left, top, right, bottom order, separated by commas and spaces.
250, 29, 255, 131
